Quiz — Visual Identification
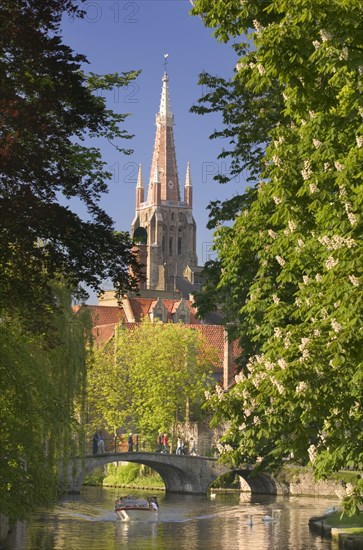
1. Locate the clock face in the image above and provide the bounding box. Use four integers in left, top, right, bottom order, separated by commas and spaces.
168, 180, 174, 189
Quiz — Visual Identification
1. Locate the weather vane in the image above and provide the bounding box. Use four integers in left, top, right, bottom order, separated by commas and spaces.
163, 53, 169, 73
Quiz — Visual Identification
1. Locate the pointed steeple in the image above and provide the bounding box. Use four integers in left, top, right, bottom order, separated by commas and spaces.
159, 72, 172, 122
147, 69, 181, 204
136, 163, 144, 188
136, 163, 144, 209
184, 161, 192, 208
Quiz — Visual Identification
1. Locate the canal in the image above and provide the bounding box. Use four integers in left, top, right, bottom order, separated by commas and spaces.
5, 487, 336, 549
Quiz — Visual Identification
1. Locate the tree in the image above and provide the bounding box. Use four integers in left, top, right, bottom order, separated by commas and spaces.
87, 319, 217, 443
0, 0, 140, 333
0, 283, 90, 520
191, 0, 363, 513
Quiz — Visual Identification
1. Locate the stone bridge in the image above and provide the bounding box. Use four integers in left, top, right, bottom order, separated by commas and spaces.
60, 452, 281, 496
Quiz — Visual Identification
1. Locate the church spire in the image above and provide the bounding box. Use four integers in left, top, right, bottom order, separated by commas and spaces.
184, 161, 192, 208
135, 163, 144, 209
147, 66, 180, 204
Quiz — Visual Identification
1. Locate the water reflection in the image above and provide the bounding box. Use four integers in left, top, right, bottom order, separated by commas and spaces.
4, 488, 334, 550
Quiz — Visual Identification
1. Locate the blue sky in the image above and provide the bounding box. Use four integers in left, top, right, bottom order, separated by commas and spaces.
61, 1, 247, 298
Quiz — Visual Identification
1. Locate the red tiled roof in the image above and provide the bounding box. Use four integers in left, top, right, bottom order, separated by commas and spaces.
77, 305, 125, 347
127, 297, 201, 323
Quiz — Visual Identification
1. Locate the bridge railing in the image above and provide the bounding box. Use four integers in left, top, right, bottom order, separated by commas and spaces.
87, 435, 214, 457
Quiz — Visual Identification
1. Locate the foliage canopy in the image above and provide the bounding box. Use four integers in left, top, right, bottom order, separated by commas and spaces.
191, 0, 363, 514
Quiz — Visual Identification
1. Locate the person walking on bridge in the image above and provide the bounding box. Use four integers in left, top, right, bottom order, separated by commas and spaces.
128, 433, 134, 452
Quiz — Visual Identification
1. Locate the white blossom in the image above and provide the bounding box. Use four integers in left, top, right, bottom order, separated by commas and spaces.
272, 155, 282, 166
356, 135, 363, 148
268, 229, 278, 239
299, 338, 310, 351
309, 183, 319, 193
282, 91, 288, 101
297, 238, 305, 248
273, 196, 282, 205
301, 160, 312, 180
288, 220, 297, 232
274, 327, 282, 338
272, 294, 280, 305
349, 275, 360, 287
253, 416, 261, 426
334, 161, 344, 171
296, 381, 308, 393
331, 318, 342, 333
315, 273, 323, 282
204, 390, 211, 400
215, 384, 225, 401
313, 329, 321, 337
339, 47, 349, 61
309, 110, 317, 119
320, 29, 332, 42
308, 444, 317, 463
302, 275, 310, 285
324, 162, 331, 172
318, 235, 356, 250
325, 256, 338, 270
253, 19, 263, 33
278, 358, 287, 370
312, 138, 322, 148
257, 63, 266, 75
312, 40, 320, 49
275, 255, 286, 266
339, 185, 347, 197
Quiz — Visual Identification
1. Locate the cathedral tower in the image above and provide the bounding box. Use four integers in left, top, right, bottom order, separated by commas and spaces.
131, 71, 198, 291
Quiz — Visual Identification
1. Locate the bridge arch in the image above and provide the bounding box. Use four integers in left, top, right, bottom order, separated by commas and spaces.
61, 452, 281, 496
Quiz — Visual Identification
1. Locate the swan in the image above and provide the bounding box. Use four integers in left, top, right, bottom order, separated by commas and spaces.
210, 492, 216, 499
262, 514, 274, 522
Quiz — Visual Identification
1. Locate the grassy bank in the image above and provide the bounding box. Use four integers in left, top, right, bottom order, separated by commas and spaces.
84, 463, 165, 490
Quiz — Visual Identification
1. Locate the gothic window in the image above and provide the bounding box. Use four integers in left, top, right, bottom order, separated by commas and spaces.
178, 237, 182, 255
169, 236, 173, 255
171, 212, 175, 220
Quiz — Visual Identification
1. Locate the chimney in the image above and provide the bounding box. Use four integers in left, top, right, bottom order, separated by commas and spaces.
223, 328, 234, 390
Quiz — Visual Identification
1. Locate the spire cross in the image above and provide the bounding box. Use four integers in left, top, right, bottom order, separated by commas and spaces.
163, 53, 169, 74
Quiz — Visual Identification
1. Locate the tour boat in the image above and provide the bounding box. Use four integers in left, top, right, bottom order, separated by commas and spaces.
114, 495, 159, 521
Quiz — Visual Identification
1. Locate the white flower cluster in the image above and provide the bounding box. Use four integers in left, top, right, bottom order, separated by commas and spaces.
313, 329, 321, 337
297, 238, 305, 248
272, 155, 282, 166
277, 358, 287, 370
253, 19, 263, 33
296, 381, 308, 393
349, 275, 360, 287
318, 234, 356, 250
324, 162, 331, 172
253, 416, 261, 426
331, 318, 342, 333
264, 360, 275, 371
274, 327, 282, 338
312, 138, 322, 148
204, 390, 211, 400
272, 377, 284, 394
302, 275, 310, 285
325, 256, 339, 270
268, 229, 278, 239
308, 444, 317, 463
215, 384, 225, 401
357, 135, 363, 148
339, 47, 349, 61
301, 160, 312, 180
339, 185, 347, 197
315, 273, 323, 282
334, 161, 344, 171
275, 255, 286, 266
309, 183, 319, 193
284, 332, 291, 349
257, 63, 266, 75
272, 294, 280, 305
273, 196, 282, 205
343, 201, 357, 226
320, 29, 332, 42
288, 220, 297, 232
234, 372, 246, 384
312, 40, 320, 49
